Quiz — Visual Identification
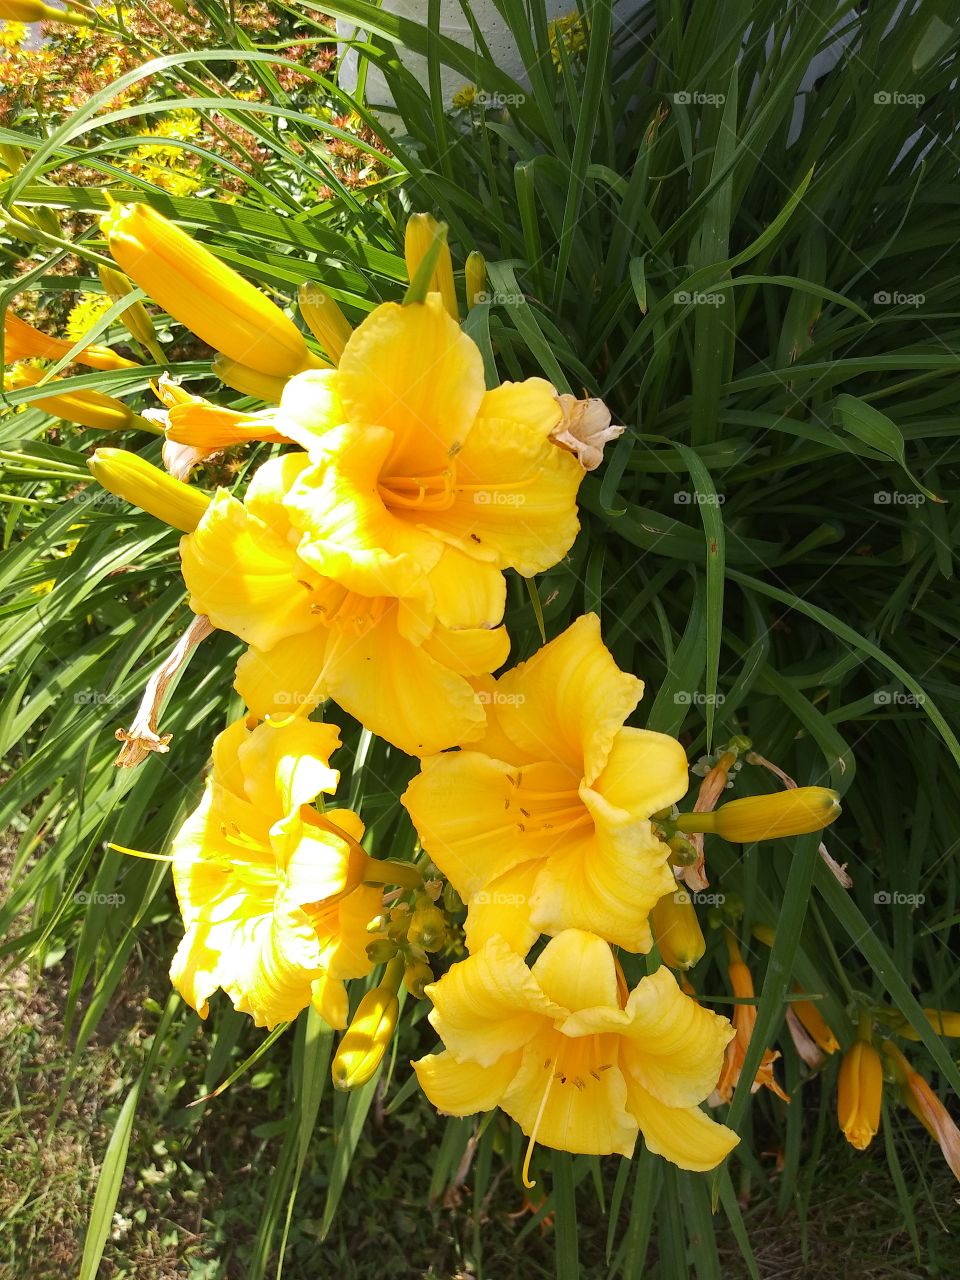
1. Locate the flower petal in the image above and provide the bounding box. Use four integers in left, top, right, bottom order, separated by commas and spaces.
623, 1078, 739, 1171
238, 718, 341, 822
529, 793, 676, 952
234, 630, 329, 721
425, 545, 506, 630
180, 490, 328, 651
414, 1048, 522, 1116
501, 1030, 637, 1157
421, 623, 511, 679
463, 860, 543, 957
414, 379, 583, 575
424, 936, 563, 1066
595, 727, 690, 818
336, 295, 486, 475
276, 368, 344, 452
530, 930, 621, 1012
224, 906, 323, 1029
493, 614, 642, 784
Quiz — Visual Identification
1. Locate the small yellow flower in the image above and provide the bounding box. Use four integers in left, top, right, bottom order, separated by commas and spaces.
101, 203, 322, 378
414, 930, 738, 1173
838, 1038, 883, 1150
677, 786, 840, 842
170, 717, 383, 1030
402, 614, 688, 954
65, 292, 114, 346
452, 84, 477, 110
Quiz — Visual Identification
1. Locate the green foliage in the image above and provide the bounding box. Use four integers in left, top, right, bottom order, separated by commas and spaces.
3, 0, 960, 1275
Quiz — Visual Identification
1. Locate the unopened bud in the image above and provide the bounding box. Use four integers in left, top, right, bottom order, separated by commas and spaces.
407, 905, 447, 951
332, 983, 400, 1091
88, 449, 211, 531
676, 787, 840, 842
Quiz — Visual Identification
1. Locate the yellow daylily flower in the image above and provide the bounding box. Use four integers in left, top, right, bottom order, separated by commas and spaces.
179, 451, 510, 756
101, 203, 323, 378
414, 931, 738, 1175
169, 716, 383, 1031
838, 1037, 883, 1150
5, 363, 150, 433
3, 310, 136, 371
402, 614, 688, 954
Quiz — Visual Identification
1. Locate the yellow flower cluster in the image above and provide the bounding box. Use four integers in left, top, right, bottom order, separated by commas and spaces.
45, 201, 843, 1175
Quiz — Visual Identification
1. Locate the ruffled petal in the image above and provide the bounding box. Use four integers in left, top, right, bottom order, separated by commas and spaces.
234, 630, 329, 722
318, 883, 382, 980
321, 602, 487, 755
276, 368, 344, 453
463, 860, 543, 957
416, 379, 583, 575
414, 1048, 521, 1116
623, 1077, 739, 1172
595, 727, 690, 819
493, 614, 642, 784
180, 491, 329, 651
424, 545, 506, 630
402, 754, 571, 899
336, 295, 486, 476
424, 936, 563, 1066
529, 791, 676, 952
421, 623, 511, 679
565, 967, 735, 1108
501, 1029, 637, 1157
223, 906, 323, 1029
238, 718, 341, 823
283, 429, 443, 600
311, 971, 350, 1030
530, 930, 621, 1013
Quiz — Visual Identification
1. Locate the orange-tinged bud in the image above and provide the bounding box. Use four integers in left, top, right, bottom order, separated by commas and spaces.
650, 891, 706, 969
0, 0, 91, 24
792, 997, 840, 1054
677, 787, 840, 842
465, 251, 487, 310
3, 311, 136, 372
297, 282, 353, 363
883, 1040, 960, 1182
404, 213, 458, 319
5, 364, 153, 434
211, 354, 290, 403
101, 203, 320, 377
88, 448, 211, 532
332, 979, 400, 1091
838, 1040, 883, 1150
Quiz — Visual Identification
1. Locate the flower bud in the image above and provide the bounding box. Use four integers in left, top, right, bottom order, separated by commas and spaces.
5, 365, 153, 434
677, 787, 840, 842
332, 983, 400, 1090
890, 1008, 960, 1040
98, 265, 164, 361
365, 937, 399, 965
88, 448, 212, 532
465, 251, 487, 310
792, 997, 839, 1054
403, 960, 433, 999
101, 203, 321, 377
297, 282, 353, 364
407, 905, 447, 952
4, 311, 136, 372
404, 213, 457, 318
650, 892, 705, 969
838, 1039, 883, 1150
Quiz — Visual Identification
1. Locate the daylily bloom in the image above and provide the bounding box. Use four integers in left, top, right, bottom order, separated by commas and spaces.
712, 935, 789, 1103
3, 310, 136, 372
838, 1037, 883, 1150
677, 786, 840, 842
89, 447, 212, 532
101, 203, 324, 377
883, 1040, 960, 1182
180, 295, 588, 755
169, 716, 384, 1030
413, 930, 738, 1175
402, 614, 688, 954
4, 363, 150, 433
